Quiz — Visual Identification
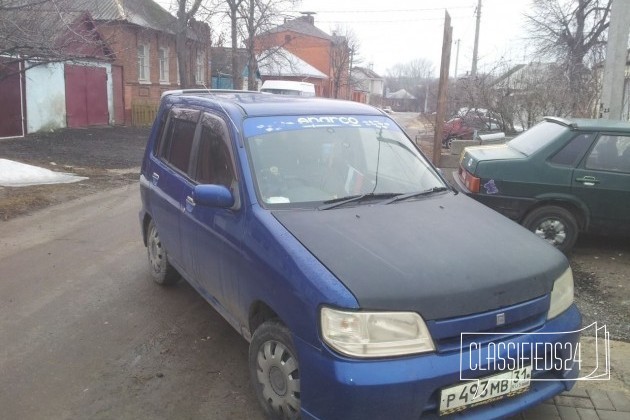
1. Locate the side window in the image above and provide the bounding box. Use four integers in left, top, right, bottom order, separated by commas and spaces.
152, 110, 168, 156
549, 133, 594, 166
160, 109, 199, 174
585, 135, 630, 173
195, 114, 236, 188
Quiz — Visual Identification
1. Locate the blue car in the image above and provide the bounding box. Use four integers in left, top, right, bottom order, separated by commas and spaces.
139, 90, 581, 419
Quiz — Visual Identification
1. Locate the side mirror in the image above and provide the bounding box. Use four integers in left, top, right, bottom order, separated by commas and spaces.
193, 184, 235, 208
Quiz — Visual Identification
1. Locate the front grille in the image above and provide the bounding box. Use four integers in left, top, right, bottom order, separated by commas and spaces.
426, 294, 550, 353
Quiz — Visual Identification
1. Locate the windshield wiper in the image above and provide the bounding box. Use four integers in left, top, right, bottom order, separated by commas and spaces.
319, 192, 401, 210
384, 187, 449, 204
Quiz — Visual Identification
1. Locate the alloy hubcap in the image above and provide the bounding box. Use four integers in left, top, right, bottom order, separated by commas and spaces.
534, 219, 566, 246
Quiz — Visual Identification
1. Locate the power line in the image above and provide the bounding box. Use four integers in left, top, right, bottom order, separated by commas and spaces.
317, 15, 472, 24
312, 6, 474, 13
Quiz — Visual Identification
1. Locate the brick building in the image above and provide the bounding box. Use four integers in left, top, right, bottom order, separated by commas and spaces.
85, 0, 211, 124
254, 15, 351, 99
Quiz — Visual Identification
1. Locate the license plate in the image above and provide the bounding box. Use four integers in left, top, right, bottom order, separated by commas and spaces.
439, 366, 531, 415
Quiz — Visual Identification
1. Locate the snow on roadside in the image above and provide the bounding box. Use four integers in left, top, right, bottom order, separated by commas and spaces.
0, 159, 88, 187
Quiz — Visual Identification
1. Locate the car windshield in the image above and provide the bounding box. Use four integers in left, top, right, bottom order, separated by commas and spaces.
508, 121, 568, 156
243, 115, 445, 208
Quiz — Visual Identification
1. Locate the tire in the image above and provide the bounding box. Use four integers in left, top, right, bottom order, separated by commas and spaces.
146, 220, 180, 286
249, 320, 301, 420
522, 206, 579, 253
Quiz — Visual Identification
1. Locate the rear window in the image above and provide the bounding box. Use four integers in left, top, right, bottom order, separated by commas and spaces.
508, 121, 567, 156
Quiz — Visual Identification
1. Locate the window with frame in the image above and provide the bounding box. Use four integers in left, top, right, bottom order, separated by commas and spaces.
137, 44, 150, 82
158, 47, 169, 83
196, 50, 205, 85
549, 133, 594, 166
585, 135, 630, 173
195, 115, 235, 188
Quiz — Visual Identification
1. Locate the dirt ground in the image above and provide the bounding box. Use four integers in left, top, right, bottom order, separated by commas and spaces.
1, 123, 628, 343
0, 126, 149, 220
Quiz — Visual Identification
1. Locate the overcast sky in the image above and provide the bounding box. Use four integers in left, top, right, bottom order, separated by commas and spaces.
157, 0, 534, 77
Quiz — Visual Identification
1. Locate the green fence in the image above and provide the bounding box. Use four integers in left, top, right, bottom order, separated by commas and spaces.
131, 102, 158, 126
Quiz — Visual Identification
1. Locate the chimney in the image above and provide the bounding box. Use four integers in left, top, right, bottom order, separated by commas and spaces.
300, 11, 316, 25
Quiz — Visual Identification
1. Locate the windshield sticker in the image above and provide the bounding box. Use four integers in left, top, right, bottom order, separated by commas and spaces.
244, 115, 393, 137
484, 179, 499, 195
266, 196, 290, 204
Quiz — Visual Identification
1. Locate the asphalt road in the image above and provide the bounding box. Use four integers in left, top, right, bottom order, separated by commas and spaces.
0, 184, 264, 420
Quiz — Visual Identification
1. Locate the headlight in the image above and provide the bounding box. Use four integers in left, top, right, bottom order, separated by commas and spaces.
548, 267, 574, 319
320, 307, 435, 358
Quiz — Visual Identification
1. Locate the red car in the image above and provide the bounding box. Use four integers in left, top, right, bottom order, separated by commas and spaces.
442, 115, 502, 148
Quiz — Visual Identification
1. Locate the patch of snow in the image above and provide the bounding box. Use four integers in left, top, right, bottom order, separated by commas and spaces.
0, 159, 88, 187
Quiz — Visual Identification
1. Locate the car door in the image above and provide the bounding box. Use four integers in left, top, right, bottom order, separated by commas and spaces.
572, 133, 630, 235
148, 107, 200, 273
180, 111, 245, 318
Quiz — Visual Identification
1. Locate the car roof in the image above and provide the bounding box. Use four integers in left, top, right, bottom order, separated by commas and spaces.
544, 116, 630, 132
161, 89, 383, 118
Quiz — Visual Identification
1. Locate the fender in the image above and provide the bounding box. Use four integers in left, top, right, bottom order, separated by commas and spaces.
530, 192, 591, 229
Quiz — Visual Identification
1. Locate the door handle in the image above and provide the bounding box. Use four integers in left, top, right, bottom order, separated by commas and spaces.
576, 176, 599, 186
151, 172, 159, 185
185, 195, 195, 212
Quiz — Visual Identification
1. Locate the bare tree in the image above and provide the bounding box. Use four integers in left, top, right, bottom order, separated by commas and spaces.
525, 0, 611, 115
221, 0, 245, 89
0, 0, 113, 80
238, 0, 296, 90
385, 58, 434, 110
329, 26, 359, 99
174, 0, 205, 88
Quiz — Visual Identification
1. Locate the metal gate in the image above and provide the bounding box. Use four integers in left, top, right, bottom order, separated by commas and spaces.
0, 60, 26, 138
65, 65, 108, 128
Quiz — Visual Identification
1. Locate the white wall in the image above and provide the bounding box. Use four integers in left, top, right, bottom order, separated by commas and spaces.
25, 62, 66, 133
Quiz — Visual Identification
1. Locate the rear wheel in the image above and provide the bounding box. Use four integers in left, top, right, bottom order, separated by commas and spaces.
249, 320, 301, 420
146, 220, 180, 285
522, 206, 579, 253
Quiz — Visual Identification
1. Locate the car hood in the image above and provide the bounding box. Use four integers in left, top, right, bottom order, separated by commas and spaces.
461, 144, 525, 173
272, 193, 567, 320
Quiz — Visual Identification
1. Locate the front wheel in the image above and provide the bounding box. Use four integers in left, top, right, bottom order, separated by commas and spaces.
249, 320, 301, 420
522, 206, 579, 253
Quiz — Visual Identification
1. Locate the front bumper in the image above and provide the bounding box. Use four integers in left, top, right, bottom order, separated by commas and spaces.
296, 304, 581, 420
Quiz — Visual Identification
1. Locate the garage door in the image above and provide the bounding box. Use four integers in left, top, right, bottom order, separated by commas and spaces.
0, 61, 26, 138
65, 65, 108, 128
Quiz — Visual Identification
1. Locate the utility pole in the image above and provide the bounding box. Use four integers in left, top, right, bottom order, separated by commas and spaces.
471, 0, 481, 77
454, 39, 460, 78
348, 47, 354, 100
424, 84, 429, 113
600, 0, 630, 120
433, 11, 453, 166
